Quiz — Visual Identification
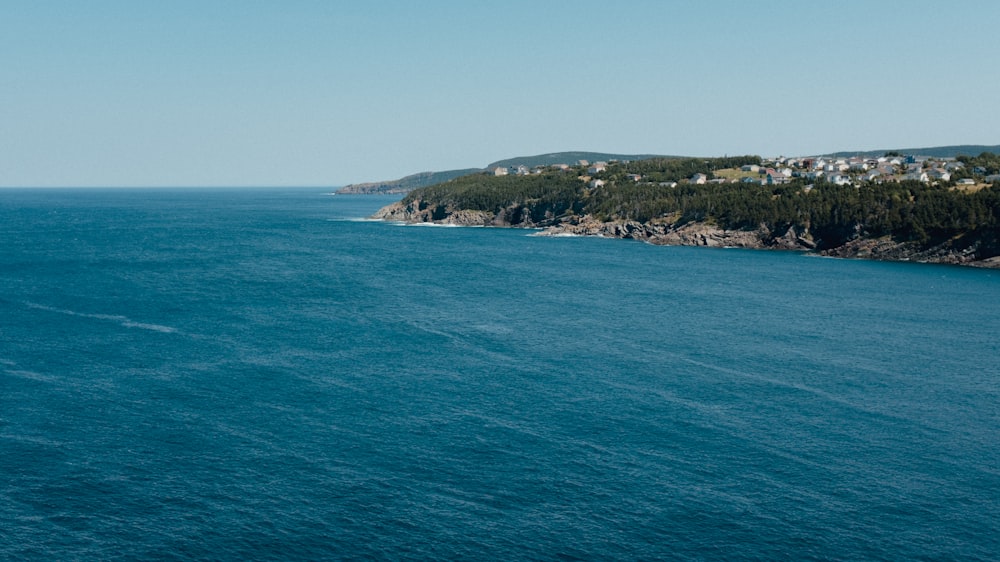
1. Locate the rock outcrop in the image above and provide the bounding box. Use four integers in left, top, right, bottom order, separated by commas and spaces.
372, 201, 1000, 268
538, 218, 817, 252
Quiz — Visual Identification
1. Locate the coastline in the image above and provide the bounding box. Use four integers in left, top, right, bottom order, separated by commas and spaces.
372, 199, 1000, 269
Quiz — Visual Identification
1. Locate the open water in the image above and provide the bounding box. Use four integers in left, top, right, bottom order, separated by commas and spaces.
1, 188, 999, 560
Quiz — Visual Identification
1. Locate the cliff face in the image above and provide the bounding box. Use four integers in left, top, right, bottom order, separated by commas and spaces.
819, 232, 1000, 267
372, 200, 1000, 268
372, 198, 564, 228
540, 217, 816, 250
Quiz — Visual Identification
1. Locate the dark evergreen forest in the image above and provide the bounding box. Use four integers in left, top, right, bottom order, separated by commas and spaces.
401, 157, 1000, 249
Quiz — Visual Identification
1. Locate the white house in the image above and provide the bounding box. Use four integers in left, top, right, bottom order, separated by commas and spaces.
928, 169, 951, 182
828, 173, 851, 186
492, 166, 508, 176
766, 172, 789, 185
588, 162, 607, 175
690, 173, 708, 185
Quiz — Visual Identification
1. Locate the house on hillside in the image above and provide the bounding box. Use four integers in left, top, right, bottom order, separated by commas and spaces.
588, 162, 607, 175
928, 169, 951, 182
863, 170, 883, 182
828, 173, 851, 186
492, 166, 508, 176
741, 164, 760, 173
877, 164, 897, 176
766, 172, 789, 185
690, 173, 708, 185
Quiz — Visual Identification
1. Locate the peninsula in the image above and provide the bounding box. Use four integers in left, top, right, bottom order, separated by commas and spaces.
372, 152, 1000, 268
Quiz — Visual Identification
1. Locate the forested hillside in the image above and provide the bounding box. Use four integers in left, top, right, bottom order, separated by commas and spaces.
394, 156, 1000, 255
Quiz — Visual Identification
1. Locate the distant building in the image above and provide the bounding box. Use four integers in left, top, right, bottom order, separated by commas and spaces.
492, 166, 508, 176
928, 169, 951, 182
690, 173, 708, 185
828, 173, 851, 186
766, 172, 789, 185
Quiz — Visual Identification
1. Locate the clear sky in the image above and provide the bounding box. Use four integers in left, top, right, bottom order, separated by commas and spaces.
2, 0, 999, 187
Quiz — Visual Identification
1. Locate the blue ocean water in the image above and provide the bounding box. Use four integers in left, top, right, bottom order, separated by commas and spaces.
1, 188, 999, 560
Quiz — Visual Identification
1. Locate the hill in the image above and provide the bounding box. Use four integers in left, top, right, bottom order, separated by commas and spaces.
487, 152, 671, 169
339, 145, 998, 195
337, 169, 481, 194
827, 145, 1000, 159
336, 152, 670, 194
372, 156, 1000, 268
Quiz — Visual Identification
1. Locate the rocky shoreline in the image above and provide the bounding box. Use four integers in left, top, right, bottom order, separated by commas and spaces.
372, 199, 1000, 268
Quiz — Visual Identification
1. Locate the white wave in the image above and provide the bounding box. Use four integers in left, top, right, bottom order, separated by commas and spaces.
3, 369, 57, 383
120, 321, 177, 333
530, 231, 580, 237
406, 222, 466, 228
24, 302, 178, 334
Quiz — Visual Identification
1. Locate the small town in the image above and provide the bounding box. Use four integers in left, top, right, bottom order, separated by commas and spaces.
489, 153, 1000, 191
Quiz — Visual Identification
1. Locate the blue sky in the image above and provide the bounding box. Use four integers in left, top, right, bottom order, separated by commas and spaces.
2, 0, 999, 187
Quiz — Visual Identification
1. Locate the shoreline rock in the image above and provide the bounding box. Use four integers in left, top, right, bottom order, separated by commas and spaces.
372, 201, 1000, 269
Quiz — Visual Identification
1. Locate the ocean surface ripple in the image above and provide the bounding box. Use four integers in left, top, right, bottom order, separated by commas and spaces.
1, 188, 998, 560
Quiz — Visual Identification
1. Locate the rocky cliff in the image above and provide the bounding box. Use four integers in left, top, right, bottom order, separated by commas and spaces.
372, 200, 1000, 268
